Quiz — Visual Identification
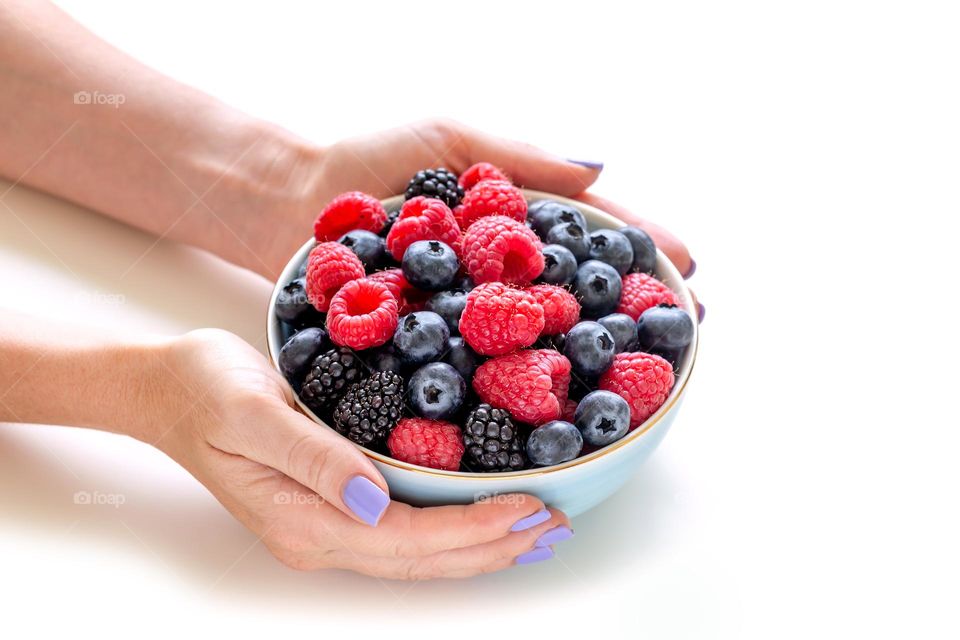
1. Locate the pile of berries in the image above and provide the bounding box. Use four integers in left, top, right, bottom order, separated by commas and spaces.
274, 164, 694, 472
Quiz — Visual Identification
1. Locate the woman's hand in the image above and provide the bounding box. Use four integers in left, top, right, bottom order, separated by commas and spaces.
221, 119, 694, 282
154, 329, 571, 579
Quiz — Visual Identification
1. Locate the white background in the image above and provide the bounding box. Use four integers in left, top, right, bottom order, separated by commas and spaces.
2, 1, 959, 638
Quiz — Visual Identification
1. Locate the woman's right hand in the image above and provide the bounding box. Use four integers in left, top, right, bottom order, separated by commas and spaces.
152, 329, 570, 579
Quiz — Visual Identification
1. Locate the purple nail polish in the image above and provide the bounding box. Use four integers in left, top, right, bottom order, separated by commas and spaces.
535, 526, 574, 547
510, 508, 551, 532
342, 476, 389, 526
566, 159, 604, 171
516, 546, 555, 565
697, 302, 706, 323
683, 259, 697, 279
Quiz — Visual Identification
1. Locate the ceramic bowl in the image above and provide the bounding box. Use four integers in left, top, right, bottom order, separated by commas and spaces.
266, 190, 698, 517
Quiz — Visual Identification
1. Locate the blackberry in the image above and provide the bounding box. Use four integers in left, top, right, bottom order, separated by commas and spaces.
462, 404, 527, 472
404, 168, 464, 208
332, 371, 404, 447
380, 207, 400, 238
299, 347, 364, 413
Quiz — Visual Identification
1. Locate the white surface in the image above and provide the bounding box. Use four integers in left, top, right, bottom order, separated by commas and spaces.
1, 1, 958, 638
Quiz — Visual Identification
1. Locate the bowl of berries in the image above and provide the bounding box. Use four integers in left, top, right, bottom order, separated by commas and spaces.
267, 165, 697, 516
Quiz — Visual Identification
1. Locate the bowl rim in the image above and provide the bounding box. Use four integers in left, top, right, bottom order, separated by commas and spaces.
266, 189, 698, 481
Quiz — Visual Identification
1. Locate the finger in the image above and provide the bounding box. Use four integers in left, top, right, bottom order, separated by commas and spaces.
450, 124, 602, 197
575, 192, 694, 277
352, 494, 554, 558
244, 400, 391, 527
323, 507, 571, 580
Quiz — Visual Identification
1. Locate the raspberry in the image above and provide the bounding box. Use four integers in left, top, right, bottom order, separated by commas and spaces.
304, 242, 365, 312
526, 284, 580, 335
385, 196, 461, 261
561, 398, 578, 423
617, 272, 680, 321
387, 418, 464, 471
366, 268, 430, 315
598, 352, 675, 428
460, 215, 544, 285
472, 349, 571, 425
458, 162, 509, 191
457, 180, 527, 230
459, 282, 544, 356
326, 279, 398, 350
313, 191, 387, 242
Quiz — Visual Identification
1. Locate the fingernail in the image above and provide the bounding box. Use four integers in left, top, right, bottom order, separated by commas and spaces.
516, 546, 555, 565
510, 508, 551, 532
535, 526, 574, 547
566, 159, 604, 171
683, 259, 697, 279
697, 302, 706, 323
342, 476, 389, 526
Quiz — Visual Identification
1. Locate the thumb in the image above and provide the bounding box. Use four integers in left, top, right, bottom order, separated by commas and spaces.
453, 125, 603, 197
249, 402, 391, 526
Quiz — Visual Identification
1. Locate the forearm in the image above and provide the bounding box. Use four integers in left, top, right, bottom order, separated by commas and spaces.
0, 311, 173, 442
0, 0, 323, 278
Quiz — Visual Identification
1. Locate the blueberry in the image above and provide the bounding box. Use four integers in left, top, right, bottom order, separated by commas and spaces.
573, 260, 622, 318
539, 244, 578, 285
526, 420, 583, 466
563, 321, 616, 377
360, 344, 404, 375
441, 336, 480, 380
426, 289, 468, 334
620, 226, 657, 274
637, 304, 694, 351
547, 221, 591, 262
588, 229, 634, 275
454, 276, 476, 291
297, 260, 308, 278
338, 230, 388, 272
393, 311, 450, 365
527, 200, 588, 240
401, 240, 458, 291
537, 333, 566, 352
597, 313, 639, 353
650, 347, 683, 372
574, 390, 630, 447
275, 277, 315, 325
407, 362, 466, 420
278, 327, 328, 387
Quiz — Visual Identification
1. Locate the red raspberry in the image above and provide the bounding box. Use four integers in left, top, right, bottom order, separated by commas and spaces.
304, 242, 365, 312
460, 215, 544, 285
617, 273, 681, 321
459, 162, 510, 190
526, 284, 580, 335
385, 196, 461, 261
472, 349, 571, 425
459, 282, 544, 356
561, 398, 578, 423
458, 180, 527, 229
387, 418, 464, 471
313, 191, 387, 241
599, 352, 675, 428
366, 268, 429, 315
326, 278, 398, 349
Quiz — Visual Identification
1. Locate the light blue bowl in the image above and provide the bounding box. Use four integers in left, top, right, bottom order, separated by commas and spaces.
266, 190, 698, 517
